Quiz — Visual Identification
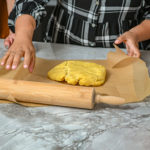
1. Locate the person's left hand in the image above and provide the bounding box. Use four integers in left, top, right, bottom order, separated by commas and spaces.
115, 31, 140, 58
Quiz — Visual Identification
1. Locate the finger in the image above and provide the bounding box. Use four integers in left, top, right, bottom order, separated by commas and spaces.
127, 40, 139, 57
129, 48, 134, 57
9, 34, 15, 44
1, 52, 10, 66
125, 43, 131, 56
29, 55, 35, 73
133, 49, 140, 58
24, 50, 31, 69
4, 38, 11, 49
5, 53, 15, 70
115, 35, 126, 44
126, 44, 134, 57
12, 53, 22, 70
133, 43, 140, 58
9, 37, 15, 45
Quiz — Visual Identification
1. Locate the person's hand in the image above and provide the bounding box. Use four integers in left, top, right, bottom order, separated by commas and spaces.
4, 30, 15, 49
115, 31, 140, 58
1, 37, 35, 73
1, 14, 36, 72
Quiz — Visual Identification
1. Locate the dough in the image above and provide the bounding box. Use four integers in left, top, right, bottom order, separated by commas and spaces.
48, 61, 106, 86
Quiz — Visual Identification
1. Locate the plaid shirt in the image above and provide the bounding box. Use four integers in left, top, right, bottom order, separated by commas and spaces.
9, 0, 150, 49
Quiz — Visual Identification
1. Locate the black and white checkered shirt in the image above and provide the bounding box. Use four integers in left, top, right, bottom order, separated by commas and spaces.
9, 0, 150, 49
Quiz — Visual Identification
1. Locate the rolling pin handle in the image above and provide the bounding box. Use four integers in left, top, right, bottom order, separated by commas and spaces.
95, 94, 126, 105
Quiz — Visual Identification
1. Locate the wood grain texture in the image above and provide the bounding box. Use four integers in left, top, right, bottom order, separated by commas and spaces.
0, 79, 95, 109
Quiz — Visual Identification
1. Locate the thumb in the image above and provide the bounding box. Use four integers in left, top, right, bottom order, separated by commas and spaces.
4, 38, 11, 49
115, 34, 126, 44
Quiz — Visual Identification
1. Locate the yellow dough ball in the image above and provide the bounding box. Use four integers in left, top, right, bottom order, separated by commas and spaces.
48, 61, 106, 86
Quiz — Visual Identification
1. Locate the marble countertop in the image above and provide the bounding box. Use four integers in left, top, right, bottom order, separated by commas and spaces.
0, 40, 150, 150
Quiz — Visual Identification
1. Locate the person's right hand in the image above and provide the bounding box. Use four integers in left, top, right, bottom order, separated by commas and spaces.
4, 30, 15, 49
1, 37, 36, 73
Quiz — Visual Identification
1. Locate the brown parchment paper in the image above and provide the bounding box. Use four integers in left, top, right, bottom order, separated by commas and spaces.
0, 45, 150, 106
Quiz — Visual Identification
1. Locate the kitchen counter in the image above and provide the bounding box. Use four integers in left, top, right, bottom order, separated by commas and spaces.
0, 40, 150, 150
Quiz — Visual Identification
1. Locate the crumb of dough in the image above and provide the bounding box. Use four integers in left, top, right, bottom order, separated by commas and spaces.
48, 61, 106, 86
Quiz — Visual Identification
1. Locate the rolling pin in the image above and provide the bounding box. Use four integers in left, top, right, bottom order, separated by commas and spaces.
0, 79, 126, 109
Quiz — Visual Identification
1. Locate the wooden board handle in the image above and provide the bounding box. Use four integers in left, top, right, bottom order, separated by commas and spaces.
95, 94, 126, 105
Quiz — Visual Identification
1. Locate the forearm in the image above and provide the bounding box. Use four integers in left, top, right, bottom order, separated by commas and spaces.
6, 0, 15, 15
15, 15, 36, 41
8, 0, 48, 33
129, 20, 150, 42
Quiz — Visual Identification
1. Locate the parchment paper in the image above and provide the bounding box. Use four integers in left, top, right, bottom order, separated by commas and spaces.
0, 45, 150, 106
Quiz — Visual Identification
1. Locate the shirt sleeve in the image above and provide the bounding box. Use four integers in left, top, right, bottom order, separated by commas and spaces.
142, 0, 150, 20
8, 0, 49, 33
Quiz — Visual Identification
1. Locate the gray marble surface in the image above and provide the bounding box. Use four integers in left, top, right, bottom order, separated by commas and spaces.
0, 40, 150, 150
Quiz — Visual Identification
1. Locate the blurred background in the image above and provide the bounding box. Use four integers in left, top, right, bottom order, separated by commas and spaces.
0, 0, 57, 41
0, 0, 9, 39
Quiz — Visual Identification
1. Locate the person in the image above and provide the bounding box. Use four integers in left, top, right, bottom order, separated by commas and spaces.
1, 0, 150, 73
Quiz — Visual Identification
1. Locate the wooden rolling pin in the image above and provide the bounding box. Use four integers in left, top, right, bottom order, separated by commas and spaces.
0, 79, 126, 109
